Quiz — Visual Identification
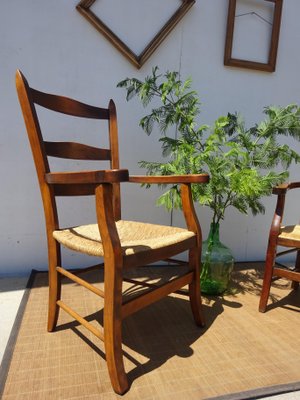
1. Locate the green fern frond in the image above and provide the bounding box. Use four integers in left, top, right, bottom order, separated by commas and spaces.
118, 67, 300, 223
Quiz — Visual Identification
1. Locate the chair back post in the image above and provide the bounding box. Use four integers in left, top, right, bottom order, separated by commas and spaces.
16, 70, 59, 237
108, 99, 121, 221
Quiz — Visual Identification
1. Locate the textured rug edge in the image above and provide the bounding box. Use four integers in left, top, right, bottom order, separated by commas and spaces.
207, 381, 300, 400
0, 269, 37, 398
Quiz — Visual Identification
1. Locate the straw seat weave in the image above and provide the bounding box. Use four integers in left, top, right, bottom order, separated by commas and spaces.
278, 225, 300, 246
53, 220, 195, 257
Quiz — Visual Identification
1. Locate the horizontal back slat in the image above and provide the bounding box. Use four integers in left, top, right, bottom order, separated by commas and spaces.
31, 88, 110, 119
44, 141, 111, 160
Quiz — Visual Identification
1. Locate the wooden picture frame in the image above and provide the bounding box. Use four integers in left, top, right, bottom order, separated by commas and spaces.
224, 0, 283, 72
76, 0, 195, 69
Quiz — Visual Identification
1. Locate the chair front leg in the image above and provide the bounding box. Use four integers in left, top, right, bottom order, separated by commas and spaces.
259, 193, 284, 313
104, 257, 129, 395
188, 247, 205, 327
180, 183, 205, 327
47, 238, 61, 332
96, 183, 129, 394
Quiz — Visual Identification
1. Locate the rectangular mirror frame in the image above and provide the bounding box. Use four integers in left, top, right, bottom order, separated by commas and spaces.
224, 0, 283, 72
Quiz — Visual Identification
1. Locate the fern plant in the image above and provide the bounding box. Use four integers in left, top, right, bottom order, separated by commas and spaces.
118, 67, 300, 225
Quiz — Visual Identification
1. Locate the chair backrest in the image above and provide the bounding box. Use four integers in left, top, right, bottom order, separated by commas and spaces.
15, 70, 121, 234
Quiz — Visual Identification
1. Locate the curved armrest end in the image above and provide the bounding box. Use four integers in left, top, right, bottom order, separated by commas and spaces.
273, 181, 300, 195
129, 174, 209, 184
287, 181, 300, 190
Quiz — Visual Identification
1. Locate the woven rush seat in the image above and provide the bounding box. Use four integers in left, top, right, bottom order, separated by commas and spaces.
278, 225, 300, 246
53, 220, 196, 257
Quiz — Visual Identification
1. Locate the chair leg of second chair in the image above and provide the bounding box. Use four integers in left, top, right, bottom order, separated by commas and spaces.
291, 249, 300, 290
259, 244, 277, 313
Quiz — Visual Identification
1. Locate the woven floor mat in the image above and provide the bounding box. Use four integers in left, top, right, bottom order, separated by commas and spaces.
1, 263, 300, 399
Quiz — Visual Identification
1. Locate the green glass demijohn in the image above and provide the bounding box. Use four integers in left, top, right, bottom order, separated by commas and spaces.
200, 223, 234, 295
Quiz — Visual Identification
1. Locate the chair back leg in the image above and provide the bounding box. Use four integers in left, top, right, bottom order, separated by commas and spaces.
47, 239, 62, 331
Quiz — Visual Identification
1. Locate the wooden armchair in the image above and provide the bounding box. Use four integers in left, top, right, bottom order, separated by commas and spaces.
16, 70, 209, 395
259, 182, 300, 312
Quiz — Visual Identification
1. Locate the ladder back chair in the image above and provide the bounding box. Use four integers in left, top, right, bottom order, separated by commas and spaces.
16, 69, 209, 395
259, 182, 300, 312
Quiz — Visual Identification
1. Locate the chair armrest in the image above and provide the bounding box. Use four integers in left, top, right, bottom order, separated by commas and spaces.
45, 169, 129, 184
128, 174, 209, 184
273, 181, 300, 195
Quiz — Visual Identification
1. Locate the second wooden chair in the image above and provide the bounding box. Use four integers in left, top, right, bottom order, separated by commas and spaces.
259, 183, 300, 312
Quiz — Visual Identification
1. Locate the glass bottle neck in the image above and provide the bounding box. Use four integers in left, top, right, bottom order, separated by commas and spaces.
207, 222, 220, 244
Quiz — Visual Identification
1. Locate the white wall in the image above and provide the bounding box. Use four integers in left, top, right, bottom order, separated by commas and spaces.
1, 0, 300, 276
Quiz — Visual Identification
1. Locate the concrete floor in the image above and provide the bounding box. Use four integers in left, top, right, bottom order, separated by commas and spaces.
0, 275, 299, 400
0, 276, 28, 363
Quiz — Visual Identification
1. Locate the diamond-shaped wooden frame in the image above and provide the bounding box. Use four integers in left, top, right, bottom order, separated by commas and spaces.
76, 0, 195, 69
